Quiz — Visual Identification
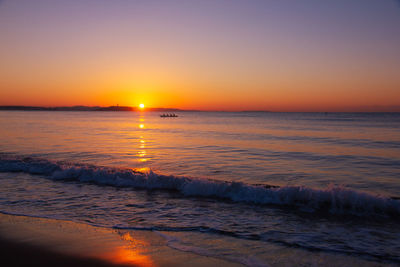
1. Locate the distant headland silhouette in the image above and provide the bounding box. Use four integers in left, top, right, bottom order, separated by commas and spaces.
0, 105, 189, 112
0, 105, 274, 112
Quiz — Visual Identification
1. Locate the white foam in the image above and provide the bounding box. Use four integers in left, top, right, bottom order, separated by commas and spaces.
0, 158, 399, 217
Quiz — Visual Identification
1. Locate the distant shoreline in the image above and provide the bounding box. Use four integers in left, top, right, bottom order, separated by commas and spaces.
1, 106, 399, 113
0, 106, 272, 112
0, 105, 188, 112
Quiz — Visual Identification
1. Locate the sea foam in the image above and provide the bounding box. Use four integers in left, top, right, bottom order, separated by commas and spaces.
0, 157, 399, 217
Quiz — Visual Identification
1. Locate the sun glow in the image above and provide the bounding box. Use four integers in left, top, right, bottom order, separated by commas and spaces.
139, 103, 145, 109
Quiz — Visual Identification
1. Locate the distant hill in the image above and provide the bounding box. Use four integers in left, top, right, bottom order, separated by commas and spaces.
0, 105, 189, 112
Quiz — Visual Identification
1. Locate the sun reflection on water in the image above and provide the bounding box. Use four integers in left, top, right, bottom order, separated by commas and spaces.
137, 112, 148, 162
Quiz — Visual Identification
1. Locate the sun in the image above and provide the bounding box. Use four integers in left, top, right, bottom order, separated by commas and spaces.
139, 103, 145, 109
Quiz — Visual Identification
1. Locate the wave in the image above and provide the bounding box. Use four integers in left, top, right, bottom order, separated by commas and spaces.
0, 157, 399, 218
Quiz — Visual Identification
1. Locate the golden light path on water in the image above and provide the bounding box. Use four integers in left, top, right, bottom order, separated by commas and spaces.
138, 111, 148, 162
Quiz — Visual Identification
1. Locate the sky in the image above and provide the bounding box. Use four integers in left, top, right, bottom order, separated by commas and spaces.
0, 0, 399, 111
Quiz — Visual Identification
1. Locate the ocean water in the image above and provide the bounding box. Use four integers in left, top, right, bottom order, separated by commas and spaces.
0, 111, 399, 266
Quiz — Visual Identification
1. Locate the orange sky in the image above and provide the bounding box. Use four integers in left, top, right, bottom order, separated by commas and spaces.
0, 0, 400, 112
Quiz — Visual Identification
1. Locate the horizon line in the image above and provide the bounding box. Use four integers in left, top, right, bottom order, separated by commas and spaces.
0, 105, 400, 113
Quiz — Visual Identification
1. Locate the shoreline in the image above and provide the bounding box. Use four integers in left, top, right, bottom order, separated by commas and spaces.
0, 213, 239, 267
0, 235, 131, 267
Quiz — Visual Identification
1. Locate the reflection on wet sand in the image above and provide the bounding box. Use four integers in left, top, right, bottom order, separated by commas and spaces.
0, 196, 245, 267
0, 213, 154, 267
99, 232, 154, 267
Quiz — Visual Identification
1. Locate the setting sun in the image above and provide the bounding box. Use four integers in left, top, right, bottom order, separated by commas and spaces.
139, 104, 145, 109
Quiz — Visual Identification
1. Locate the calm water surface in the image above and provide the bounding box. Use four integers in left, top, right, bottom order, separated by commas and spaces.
0, 111, 399, 266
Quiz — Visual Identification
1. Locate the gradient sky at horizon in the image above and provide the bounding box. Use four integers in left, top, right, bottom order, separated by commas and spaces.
0, 0, 399, 111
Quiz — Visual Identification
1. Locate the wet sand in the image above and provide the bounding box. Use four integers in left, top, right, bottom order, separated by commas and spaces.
0, 235, 131, 267
0, 213, 240, 267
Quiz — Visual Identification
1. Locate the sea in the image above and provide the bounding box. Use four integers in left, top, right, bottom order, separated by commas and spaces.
0, 111, 399, 266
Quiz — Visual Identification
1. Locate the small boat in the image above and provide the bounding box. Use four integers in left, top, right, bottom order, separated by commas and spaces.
160, 113, 178, 118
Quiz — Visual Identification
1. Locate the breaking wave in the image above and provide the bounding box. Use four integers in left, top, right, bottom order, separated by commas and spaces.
0, 157, 399, 218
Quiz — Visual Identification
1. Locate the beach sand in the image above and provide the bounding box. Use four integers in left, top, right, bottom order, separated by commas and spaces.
0, 213, 240, 267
